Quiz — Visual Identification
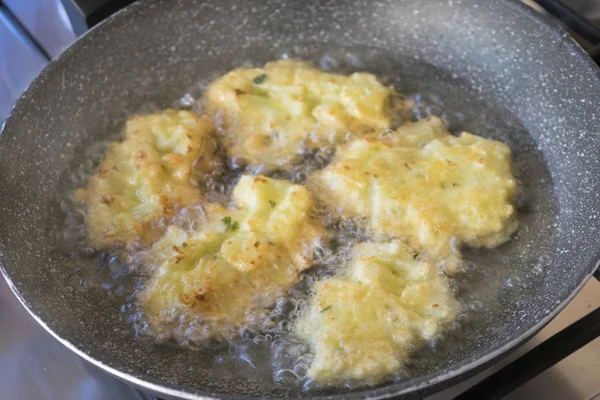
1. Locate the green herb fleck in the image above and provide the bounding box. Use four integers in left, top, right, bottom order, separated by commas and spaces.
440, 182, 447, 189
268, 200, 276, 208
222, 216, 240, 232
320, 305, 332, 313
253, 74, 267, 84
452, 183, 459, 187
182, 242, 188, 248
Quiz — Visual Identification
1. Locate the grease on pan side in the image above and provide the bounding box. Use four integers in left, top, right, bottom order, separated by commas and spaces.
74, 110, 221, 249
295, 240, 459, 384
203, 59, 409, 171
137, 175, 323, 341
308, 116, 518, 272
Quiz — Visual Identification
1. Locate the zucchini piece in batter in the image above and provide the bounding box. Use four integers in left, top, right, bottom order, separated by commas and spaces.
138, 175, 323, 341
204, 59, 407, 171
74, 110, 221, 249
295, 240, 459, 384
308, 116, 517, 271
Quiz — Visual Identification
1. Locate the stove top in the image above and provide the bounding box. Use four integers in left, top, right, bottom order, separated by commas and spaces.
1, 1, 599, 399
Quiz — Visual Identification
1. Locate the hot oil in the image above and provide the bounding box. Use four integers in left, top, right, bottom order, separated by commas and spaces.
54, 48, 548, 392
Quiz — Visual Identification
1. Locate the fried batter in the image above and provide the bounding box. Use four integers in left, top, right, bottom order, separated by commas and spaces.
204, 59, 407, 170
74, 110, 221, 249
295, 241, 459, 384
138, 175, 323, 340
308, 117, 517, 271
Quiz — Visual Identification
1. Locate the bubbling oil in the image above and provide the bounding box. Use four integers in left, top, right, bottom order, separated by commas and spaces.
54, 49, 534, 391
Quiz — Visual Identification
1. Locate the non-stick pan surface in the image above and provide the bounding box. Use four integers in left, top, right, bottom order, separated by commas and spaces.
1, 0, 600, 398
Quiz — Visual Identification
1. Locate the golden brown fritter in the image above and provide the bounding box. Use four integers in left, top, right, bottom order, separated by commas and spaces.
74, 110, 221, 249
138, 175, 324, 341
204, 59, 408, 170
295, 240, 459, 384
308, 117, 517, 271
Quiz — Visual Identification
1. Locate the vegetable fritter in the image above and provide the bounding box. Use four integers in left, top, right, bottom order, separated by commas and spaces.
203, 59, 407, 170
74, 110, 221, 249
138, 175, 323, 341
295, 241, 459, 384
74, 58, 520, 388
308, 117, 517, 271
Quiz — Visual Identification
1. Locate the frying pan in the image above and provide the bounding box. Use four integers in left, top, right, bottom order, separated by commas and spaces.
1, 0, 600, 398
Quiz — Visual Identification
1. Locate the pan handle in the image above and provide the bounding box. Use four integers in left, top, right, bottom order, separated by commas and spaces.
60, 0, 136, 36
453, 262, 599, 399
451, 306, 600, 400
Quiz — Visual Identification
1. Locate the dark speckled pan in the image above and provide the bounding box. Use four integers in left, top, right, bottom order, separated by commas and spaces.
1, 0, 600, 398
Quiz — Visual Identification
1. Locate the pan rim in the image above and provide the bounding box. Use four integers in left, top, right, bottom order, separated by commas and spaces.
1, 0, 600, 398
